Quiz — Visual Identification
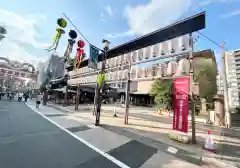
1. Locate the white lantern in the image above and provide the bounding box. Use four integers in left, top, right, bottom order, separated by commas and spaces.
132, 51, 137, 63
175, 58, 190, 76
138, 49, 143, 61
161, 63, 167, 76
166, 61, 177, 76
131, 67, 136, 79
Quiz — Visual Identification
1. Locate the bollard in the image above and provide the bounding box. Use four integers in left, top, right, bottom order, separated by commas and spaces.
113, 107, 117, 117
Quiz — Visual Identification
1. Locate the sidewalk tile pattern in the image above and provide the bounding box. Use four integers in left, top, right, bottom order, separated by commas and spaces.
75, 127, 131, 152
108, 140, 157, 168
67, 125, 91, 133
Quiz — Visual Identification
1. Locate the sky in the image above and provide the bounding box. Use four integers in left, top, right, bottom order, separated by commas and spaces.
0, 0, 240, 69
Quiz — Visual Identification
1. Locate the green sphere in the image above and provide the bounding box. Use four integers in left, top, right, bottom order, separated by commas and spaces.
0, 26, 7, 34
57, 18, 67, 28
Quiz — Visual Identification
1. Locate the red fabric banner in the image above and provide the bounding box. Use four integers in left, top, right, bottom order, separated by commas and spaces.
173, 77, 189, 133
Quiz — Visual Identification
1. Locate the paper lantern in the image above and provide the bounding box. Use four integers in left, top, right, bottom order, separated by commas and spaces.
166, 61, 177, 76
57, 18, 67, 28
69, 30, 77, 39
77, 40, 85, 48
175, 58, 190, 76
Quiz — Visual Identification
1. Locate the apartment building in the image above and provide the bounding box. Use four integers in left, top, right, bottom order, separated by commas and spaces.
216, 74, 224, 95
224, 49, 240, 107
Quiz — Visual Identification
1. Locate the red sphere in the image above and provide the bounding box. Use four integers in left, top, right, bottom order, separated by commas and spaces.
77, 40, 85, 48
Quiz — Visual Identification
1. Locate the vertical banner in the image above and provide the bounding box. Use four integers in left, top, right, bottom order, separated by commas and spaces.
173, 77, 189, 133
88, 45, 99, 69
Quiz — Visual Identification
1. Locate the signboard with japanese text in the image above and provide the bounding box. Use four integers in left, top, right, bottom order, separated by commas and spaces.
173, 77, 189, 133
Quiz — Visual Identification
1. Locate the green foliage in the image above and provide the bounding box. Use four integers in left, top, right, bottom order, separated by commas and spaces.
194, 60, 217, 101
150, 60, 217, 108
150, 79, 173, 107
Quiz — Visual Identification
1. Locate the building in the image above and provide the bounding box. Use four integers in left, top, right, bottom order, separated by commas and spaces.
0, 57, 37, 92
216, 73, 224, 95
49, 12, 207, 106
35, 54, 65, 90
223, 49, 240, 107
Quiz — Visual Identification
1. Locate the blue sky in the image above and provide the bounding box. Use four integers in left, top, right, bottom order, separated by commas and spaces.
0, 0, 240, 68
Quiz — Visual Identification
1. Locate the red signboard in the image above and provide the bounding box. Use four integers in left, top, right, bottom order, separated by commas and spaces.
173, 77, 189, 133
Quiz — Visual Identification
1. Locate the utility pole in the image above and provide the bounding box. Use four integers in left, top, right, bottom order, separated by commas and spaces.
189, 33, 196, 144
221, 42, 231, 128
124, 62, 131, 125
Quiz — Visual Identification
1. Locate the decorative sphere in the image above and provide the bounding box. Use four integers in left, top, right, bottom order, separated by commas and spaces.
69, 30, 77, 39
57, 18, 67, 28
0, 26, 7, 34
77, 48, 84, 55
56, 28, 65, 34
77, 40, 85, 48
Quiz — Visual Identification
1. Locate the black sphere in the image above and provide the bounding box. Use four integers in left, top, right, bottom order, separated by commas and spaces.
69, 30, 77, 39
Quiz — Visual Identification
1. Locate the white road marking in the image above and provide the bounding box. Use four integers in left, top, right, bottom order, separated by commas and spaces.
25, 103, 130, 168
167, 146, 178, 154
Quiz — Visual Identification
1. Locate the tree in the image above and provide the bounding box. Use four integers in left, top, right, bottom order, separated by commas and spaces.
150, 79, 173, 107
150, 59, 217, 107
194, 59, 217, 101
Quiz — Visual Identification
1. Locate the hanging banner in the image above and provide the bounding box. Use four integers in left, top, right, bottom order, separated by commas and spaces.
173, 77, 189, 133
88, 45, 99, 69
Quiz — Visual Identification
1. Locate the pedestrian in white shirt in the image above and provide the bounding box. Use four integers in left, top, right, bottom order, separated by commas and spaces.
18, 92, 23, 102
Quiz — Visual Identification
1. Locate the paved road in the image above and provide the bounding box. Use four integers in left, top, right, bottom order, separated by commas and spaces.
0, 100, 121, 168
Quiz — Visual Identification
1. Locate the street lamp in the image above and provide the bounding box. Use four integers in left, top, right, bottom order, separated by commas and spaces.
95, 39, 110, 126
0, 26, 7, 42
102, 39, 110, 51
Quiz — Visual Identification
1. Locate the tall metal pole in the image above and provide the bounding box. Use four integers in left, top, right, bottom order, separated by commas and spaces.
124, 62, 131, 125
93, 82, 98, 115
95, 45, 108, 126
221, 42, 231, 128
189, 33, 196, 144
75, 84, 80, 110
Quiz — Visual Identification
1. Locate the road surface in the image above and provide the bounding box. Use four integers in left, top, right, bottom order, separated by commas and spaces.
0, 100, 121, 168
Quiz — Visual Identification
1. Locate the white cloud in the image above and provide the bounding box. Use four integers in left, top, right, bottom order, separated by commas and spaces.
106, 30, 133, 39
0, 9, 49, 67
107, 0, 237, 39
0, 39, 46, 67
105, 6, 113, 16
0, 9, 48, 48
107, 0, 192, 38
220, 10, 240, 18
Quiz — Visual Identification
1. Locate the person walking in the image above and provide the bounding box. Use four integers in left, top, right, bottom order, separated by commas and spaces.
18, 92, 23, 102
36, 92, 42, 108
24, 92, 29, 102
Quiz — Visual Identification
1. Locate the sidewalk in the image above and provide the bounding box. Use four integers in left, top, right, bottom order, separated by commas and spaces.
88, 104, 208, 123
26, 100, 203, 168
28, 100, 240, 167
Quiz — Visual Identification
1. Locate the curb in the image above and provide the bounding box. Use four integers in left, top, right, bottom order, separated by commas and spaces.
201, 155, 239, 168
